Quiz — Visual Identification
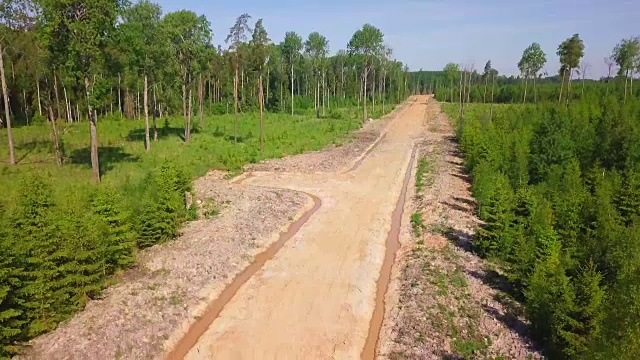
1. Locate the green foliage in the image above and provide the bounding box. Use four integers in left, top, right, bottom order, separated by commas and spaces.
0, 204, 23, 357
411, 212, 425, 237
137, 161, 190, 248
453, 96, 640, 358
415, 156, 431, 193
90, 186, 136, 274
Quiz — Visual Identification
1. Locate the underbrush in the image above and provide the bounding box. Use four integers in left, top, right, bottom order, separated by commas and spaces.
0, 102, 401, 356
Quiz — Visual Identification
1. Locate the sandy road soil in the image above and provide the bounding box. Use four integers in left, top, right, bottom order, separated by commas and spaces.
17, 173, 310, 360
175, 96, 429, 359
377, 103, 542, 359
16, 100, 415, 360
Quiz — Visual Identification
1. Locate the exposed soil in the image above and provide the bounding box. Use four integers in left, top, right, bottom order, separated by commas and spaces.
16, 98, 539, 360
17, 102, 407, 360
377, 104, 542, 359
245, 102, 410, 174
17, 172, 310, 360
179, 97, 426, 359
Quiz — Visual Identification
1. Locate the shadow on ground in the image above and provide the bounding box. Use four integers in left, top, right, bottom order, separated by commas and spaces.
68, 146, 139, 175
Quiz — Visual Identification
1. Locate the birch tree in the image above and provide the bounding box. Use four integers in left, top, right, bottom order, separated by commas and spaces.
250, 18, 269, 151
280, 31, 302, 116
40, 0, 125, 182
348, 24, 383, 122
225, 13, 251, 144
119, 0, 164, 152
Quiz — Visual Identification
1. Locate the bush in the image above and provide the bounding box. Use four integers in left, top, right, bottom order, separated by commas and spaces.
90, 186, 136, 274
137, 161, 190, 248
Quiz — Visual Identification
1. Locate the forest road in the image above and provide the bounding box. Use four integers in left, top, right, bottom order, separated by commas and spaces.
174, 96, 430, 359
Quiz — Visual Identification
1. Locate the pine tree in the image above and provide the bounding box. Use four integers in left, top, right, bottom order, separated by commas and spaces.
525, 241, 576, 358
56, 207, 105, 310
475, 171, 516, 257
10, 176, 66, 336
0, 203, 23, 357
91, 186, 136, 275
563, 262, 605, 358
616, 165, 640, 225
138, 162, 190, 248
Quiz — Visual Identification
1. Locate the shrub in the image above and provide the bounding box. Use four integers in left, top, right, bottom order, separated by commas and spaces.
137, 161, 191, 248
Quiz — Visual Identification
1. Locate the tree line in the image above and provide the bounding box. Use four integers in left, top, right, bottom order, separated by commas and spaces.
422, 34, 640, 107
0, 0, 410, 181
444, 32, 640, 359
0, 0, 412, 356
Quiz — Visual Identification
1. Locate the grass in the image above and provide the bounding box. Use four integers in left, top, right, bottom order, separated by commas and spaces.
415, 156, 432, 194
0, 108, 367, 206
411, 212, 425, 237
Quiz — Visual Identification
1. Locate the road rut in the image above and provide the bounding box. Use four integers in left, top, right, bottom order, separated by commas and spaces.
174, 96, 431, 359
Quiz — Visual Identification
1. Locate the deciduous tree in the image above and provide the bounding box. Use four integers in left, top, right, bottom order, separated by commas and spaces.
348, 23, 383, 122
280, 31, 302, 116
225, 13, 251, 144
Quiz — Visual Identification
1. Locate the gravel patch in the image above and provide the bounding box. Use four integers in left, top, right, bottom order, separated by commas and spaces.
18, 171, 308, 360
246, 103, 409, 174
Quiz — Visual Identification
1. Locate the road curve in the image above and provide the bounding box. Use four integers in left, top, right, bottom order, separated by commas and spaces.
171, 96, 429, 359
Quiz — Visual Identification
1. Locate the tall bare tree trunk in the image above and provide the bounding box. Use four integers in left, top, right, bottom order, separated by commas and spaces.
558, 68, 566, 105
567, 68, 573, 105
523, 75, 528, 104
483, 76, 488, 103
143, 74, 150, 152
259, 74, 264, 152
372, 69, 376, 115
182, 78, 187, 141
265, 70, 270, 107
290, 63, 294, 116
199, 74, 204, 129
240, 68, 244, 111
118, 73, 122, 117
316, 79, 320, 118
36, 77, 42, 116
234, 66, 239, 143
187, 73, 193, 143
467, 70, 472, 103
341, 65, 345, 100
490, 73, 495, 121
47, 104, 62, 166
0, 42, 15, 165
322, 71, 326, 117
23, 89, 28, 125
153, 82, 158, 141
54, 71, 61, 119
459, 69, 464, 119
63, 83, 71, 122
84, 76, 100, 182
137, 88, 140, 120
363, 68, 368, 122
624, 70, 629, 103
534, 75, 538, 104
450, 79, 454, 102
382, 70, 386, 113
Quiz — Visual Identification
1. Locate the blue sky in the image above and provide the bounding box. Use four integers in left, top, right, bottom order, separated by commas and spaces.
155, 0, 638, 78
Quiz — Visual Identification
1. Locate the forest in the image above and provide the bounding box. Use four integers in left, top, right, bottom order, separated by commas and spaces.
0, 0, 410, 355
442, 34, 640, 358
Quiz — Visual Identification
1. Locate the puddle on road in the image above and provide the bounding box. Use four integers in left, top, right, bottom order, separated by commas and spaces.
165, 193, 322, 360
361, 145, 418, 360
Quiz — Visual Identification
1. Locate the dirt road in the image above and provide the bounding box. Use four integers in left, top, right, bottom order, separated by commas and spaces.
170, 96, 430, 359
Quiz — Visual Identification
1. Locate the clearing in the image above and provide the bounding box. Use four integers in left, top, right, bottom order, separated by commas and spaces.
171, 96, 426, 359
21, 96, 539, 359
